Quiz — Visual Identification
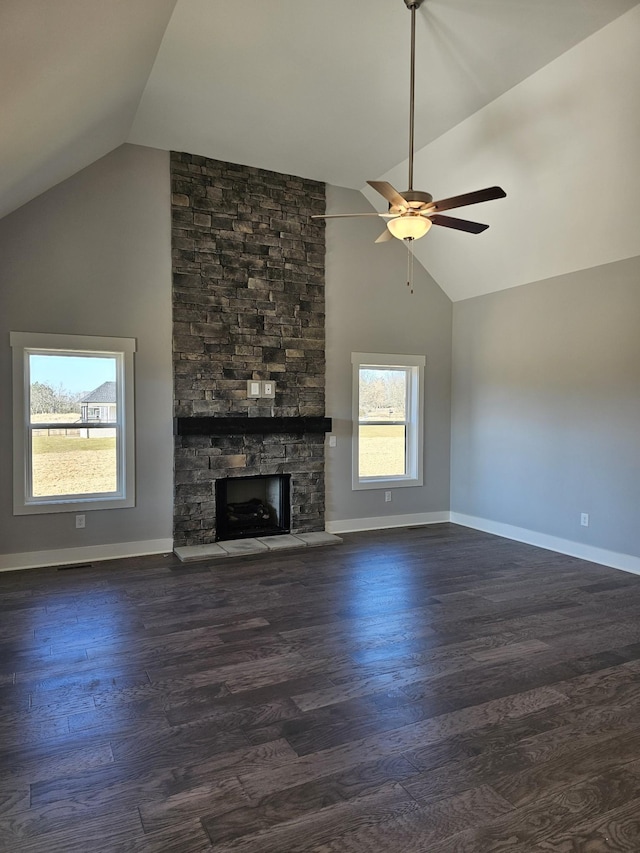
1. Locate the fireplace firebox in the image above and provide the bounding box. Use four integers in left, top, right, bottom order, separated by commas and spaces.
215, 474, 291, 541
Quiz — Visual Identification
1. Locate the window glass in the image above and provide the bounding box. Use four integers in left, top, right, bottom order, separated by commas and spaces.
29, 354, 118, 499
358, 424, 406, 478
358, 368, 407, 421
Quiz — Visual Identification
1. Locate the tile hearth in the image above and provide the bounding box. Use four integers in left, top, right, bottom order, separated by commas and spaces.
174, 531, 342, 563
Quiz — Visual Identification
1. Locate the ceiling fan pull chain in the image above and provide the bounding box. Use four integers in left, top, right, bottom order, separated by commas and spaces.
407, 240, 410, 290
406, 239, 414, 294
410, 241, 414, 294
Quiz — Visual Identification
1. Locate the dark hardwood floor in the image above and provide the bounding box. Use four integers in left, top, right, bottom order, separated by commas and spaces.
2, 524, 640, 851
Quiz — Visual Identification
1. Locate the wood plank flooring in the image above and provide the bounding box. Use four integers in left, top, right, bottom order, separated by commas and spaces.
2, 523, 640, 850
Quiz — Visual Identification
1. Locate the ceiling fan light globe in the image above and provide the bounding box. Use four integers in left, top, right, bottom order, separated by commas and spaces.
387, 215, 431, 241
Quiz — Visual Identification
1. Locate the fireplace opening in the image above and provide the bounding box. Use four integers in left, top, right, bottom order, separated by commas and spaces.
215, 474, 291, 541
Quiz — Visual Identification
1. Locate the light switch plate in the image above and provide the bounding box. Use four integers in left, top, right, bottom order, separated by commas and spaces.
261, 380, 276, 398
247, 380, 261, 398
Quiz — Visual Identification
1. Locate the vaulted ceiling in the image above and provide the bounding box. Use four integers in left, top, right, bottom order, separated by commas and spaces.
2, 0, 639, 300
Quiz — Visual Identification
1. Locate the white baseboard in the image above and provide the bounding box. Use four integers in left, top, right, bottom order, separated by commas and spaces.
6, 516, 637, 577
0, 538, 174, 573
326, 511, 450, 535
450, 512, 640, 576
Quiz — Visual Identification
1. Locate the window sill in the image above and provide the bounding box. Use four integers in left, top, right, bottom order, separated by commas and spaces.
15, 494, 135, 516
352, 475, 423, 491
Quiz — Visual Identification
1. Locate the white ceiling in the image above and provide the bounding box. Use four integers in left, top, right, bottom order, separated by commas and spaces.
1, 0, 638, 300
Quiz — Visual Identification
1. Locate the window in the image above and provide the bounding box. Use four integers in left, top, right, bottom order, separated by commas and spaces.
352, 352, 425, 490
11, 332, 136, 515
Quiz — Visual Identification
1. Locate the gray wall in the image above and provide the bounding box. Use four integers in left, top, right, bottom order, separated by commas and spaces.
0, 143, 174, 557
325, 185, 452, 526
451, 255, 640, 556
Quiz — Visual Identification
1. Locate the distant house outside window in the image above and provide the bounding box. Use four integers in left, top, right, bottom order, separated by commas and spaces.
80, 381, 117, 437
10, 332, 136, 514
352, 352, 425, 490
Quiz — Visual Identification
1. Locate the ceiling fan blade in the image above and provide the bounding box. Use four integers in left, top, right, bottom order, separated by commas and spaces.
375, 228, 393, 243
367, 181, 409, 209
311, 212, 395, 220
428, 186, 506, 213
429, 214, 489, 234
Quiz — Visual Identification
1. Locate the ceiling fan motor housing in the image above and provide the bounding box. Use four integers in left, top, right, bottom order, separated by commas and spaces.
389, 189, 433, 214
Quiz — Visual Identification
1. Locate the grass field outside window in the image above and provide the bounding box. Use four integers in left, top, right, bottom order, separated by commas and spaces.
358, 424, 406, 478
31, 432, 117, 497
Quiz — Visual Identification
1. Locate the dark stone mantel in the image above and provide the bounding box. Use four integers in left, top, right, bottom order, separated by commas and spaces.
175, 416, 332, 437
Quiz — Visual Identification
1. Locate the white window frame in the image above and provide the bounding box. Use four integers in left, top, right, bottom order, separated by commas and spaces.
352, 352, 425, 491
10, 332, 136, 515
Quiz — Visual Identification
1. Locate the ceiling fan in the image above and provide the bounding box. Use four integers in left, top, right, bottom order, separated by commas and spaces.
313, 0, 506, 243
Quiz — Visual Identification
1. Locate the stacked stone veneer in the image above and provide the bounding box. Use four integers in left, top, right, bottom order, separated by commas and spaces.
171, 152, 326, 546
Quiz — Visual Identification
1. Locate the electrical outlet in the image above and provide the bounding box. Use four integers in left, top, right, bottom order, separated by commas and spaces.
75, 514, 86, 529
328, 435, 337, 447
384, 491, 392, 502
580, 512, 589, 527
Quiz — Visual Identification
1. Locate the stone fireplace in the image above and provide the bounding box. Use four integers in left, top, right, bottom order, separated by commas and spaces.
171, 152, 327, 547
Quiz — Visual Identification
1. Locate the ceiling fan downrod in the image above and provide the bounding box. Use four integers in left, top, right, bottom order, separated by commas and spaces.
405, 0, 425, 191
